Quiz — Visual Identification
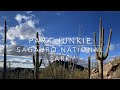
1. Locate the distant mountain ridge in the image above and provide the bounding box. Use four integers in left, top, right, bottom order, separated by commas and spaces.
51, 60, 85, 70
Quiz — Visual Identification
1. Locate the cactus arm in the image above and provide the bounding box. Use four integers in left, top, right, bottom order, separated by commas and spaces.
103, 29, 112, 60
94, 32, 101, 60
99, 18, 102, 57
39, 59, 42, 67
101, 28, 104, 51
33, 55, 35, 66
100, 28, 104, 58
99, 18, 102, 48
94, 32, 97, 50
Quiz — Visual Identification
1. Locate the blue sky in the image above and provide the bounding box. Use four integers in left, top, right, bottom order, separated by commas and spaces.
0, 11, 120, 68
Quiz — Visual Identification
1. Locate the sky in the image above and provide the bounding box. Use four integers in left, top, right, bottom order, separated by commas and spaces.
0, 11, 120, 68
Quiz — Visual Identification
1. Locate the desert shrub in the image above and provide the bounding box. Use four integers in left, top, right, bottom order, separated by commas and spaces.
39, 63, 88, 79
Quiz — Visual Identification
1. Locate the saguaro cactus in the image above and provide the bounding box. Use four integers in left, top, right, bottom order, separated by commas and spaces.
3, 20, 7, 79
93, 18, 112, 79
88, 56, 90, 79
33, 32, 42, 79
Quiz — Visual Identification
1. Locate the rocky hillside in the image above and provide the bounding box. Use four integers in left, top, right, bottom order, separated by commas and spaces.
91, 57, 120, 79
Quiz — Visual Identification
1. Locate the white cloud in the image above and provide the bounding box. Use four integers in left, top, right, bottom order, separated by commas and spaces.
110, 43, 120, 51
91, 54, 96, 60
0, 44, 33, 56
15, 14, 29, 23
0, 45, 4, 54
7, 45, 34, 56
0, 56, 45, 68
0, 14, 45, 56
7, 24, 37, 40
6, 14, 44, 45
26, 20, 35, 28
0, 26, 4, 30
110, 44, 115, 51
10, 40, 16, 46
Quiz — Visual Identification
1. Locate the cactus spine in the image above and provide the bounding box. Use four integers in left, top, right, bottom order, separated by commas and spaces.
88, 56, 90, 79
93, 18, 112, 79
3, 20, 7, 79
33, 32, 42, 79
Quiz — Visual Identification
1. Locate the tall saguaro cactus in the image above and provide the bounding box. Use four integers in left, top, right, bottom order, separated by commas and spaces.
3, 20, 7, 79
33, 32, 42, 79
88, 56, 90, 79
93, 18, 112, 79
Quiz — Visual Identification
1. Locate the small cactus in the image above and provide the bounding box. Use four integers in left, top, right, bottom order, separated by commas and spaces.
33, 32, 42, 79
88, 56, 90, 79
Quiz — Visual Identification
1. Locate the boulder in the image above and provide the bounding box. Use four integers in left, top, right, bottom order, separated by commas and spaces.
91, 68, 99, 79
91, 68, 98, 74
103, 62, 113, 77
